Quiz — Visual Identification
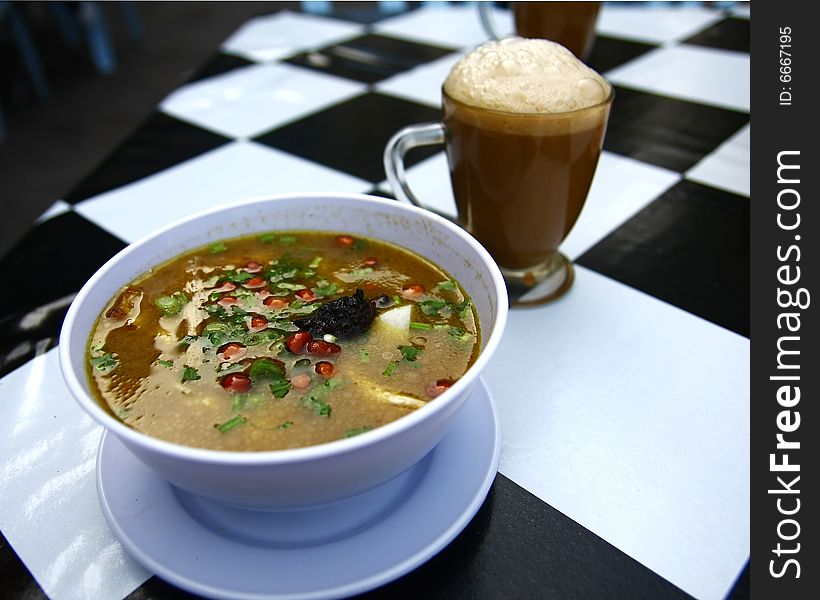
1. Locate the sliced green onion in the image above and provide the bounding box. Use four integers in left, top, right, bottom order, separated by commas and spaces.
409, 322, 433, 330
216, 415, 246, 433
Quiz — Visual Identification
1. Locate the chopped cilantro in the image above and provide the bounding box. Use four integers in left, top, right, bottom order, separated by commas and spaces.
409, 322, 432, 330
208, 241, 227, 254
436, 280, 456, 291
352, 238, 368, 251
399, 345, 422, 362
313, 282, 339, 297
156, 359, 174, 368
279, 235, 297, 245
181, 366, 201, 382
359, 348, 370, 364
221, 270, 254, 284
382, 361, 398, 377
90, 353, 119, 373
419, 299, 447, 316
178, 335, 198, 348
215, 415, 246, 433
258, 232, 277, 243
248, 358, 285, 381
309, 257, 322, 268
301, 379, 340, 417
269, 379, 292, 399
277, 282, 307, 291
345, 426, 373, 438
277, 420, 294, 430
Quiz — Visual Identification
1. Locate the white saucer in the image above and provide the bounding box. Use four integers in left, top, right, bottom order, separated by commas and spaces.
96, 377, 500, 600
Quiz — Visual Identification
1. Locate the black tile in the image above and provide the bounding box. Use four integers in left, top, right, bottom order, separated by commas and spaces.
586, 35, 658, 74
286, 34, 454, 84
684, 17, 750, 53
577, 180, 749, 337
187, 53, 256, 84
124, 474, 692, 600
0, 212, 126, 377
604, 86, 749, 172
254, 93, 442, 183
0, 531, 46, 600
64, 112, 231, 204
726, 560, 750, 600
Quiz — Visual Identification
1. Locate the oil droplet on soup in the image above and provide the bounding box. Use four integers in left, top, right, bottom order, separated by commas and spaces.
87, 231, 480, 451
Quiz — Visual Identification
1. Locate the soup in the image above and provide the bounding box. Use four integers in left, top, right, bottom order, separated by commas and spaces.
87, 231, 480, 451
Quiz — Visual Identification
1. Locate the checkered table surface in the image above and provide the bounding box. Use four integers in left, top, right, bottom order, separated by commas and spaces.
0, 3, 750, 599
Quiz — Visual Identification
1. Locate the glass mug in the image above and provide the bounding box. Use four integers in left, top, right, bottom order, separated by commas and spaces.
384, 87, 613, 305
479, 1, 601, 60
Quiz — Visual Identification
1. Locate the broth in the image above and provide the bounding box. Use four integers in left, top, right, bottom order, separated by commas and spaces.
87, 231, 480, 451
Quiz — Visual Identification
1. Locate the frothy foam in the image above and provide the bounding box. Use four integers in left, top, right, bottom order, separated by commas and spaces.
444, 38, 610, 114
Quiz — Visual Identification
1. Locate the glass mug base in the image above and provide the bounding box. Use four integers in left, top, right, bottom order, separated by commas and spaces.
501, 252, 575, 306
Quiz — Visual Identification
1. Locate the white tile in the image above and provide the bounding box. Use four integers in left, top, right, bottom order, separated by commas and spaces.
732, 4, 751, 19
35, 199, 71, 224
562, 151, 681, 259
379, 150, 680, 262
0, 350, 149, 600
76, 141, 371, 243
378, 151, 456, 218
597, 6, 724, 44
375, 5, 512, 50
487, 267, 749, 600
376, 52, 463, 107
686, 124, 750, 197
606, 45, 750, 112
221, 10, 364, 62
160, 63, 366, 139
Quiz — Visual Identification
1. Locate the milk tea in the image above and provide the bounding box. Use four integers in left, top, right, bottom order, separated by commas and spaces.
443, 38, 612, 271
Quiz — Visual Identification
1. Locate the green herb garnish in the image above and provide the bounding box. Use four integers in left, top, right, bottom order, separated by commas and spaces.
216, 415, 247, 433
309, 257, 322, 268
278, 235, 297, 245
419, 299, 447, 316
208, 241, 227, 254
182, 366, 201, 382
382, 361, 398, 377
345, 426, 373, 438
399, 345, 422, 362
249, 358, 284, 381
277, 420, 294, 430
156, 359, 174, 368
155, 291, 190, 316
436, 280, 456, 291
359, 349, 370, 364
313, 282, 339, 297
269, 379, 292, 399
301, 379, 341, 417
90, 353, 119, 373
258, 232, 277, 243
178, 334, 198, 348
409, 322, 433, 330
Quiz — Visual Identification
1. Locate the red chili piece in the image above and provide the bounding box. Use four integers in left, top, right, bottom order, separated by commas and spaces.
295, 289, 316, 302
243, 276, 266, 289
335, 235, 355, 248
219, 343, 246, 360
425, 379, 453, 399
306, 340, 342, 355
221, 373, 251, 393
218, 296, 240, 308
250, 315, 268, 330
244, 261, 263, 273
286, 332, 313, 354
314, 361, 335, 378
263, 297, 288, 308
362, 257, 379, 267
401, 284, 425, 299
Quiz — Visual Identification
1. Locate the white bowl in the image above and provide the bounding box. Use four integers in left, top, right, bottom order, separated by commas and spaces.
59, 193, 508, 510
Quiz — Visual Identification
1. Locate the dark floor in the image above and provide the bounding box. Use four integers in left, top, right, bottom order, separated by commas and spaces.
0, 1, 295, 259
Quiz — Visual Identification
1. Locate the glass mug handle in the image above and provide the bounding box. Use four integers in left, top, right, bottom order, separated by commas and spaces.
478, 2, 502, 40
383, 122, 452, 221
